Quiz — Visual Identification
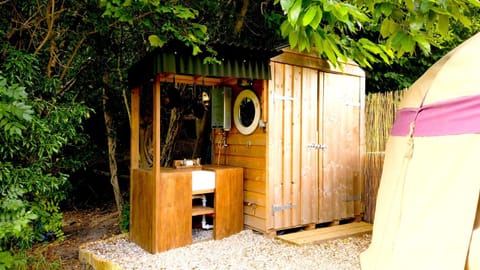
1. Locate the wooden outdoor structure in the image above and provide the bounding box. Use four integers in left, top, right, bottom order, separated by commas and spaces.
128, 46, 272, 253
130, 75, 245, 253
212, 48, 366, 235
128, 45, 365, 253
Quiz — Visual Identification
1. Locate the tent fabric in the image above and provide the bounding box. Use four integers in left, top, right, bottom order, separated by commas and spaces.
360, 32, 480, 270
391, 94, 480, 136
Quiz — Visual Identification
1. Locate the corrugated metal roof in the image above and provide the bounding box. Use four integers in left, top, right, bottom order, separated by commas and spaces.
128, 44, 279, 88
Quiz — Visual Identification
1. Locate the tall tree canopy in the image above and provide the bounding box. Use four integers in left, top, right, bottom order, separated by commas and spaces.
276, 0, 480, 67
368, 14, 480, 92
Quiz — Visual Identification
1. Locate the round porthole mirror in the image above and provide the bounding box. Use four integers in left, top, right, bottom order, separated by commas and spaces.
233, 89, 261, 135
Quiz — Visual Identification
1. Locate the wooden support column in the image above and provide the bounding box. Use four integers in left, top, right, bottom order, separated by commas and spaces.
130, 87, 140, 170
130, 85, 157, 252
153, 75, 162, 178
152, 75, 162, 252
262, 79, 268, 123
129, 86, 140, 241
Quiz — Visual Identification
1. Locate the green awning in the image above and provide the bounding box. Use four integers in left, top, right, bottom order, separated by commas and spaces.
128, 45, 278, 88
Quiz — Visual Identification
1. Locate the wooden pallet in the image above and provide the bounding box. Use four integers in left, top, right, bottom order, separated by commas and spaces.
276, 221, 372, 245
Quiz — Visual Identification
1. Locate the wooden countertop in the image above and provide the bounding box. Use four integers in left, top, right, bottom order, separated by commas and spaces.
160, 165, 242, 173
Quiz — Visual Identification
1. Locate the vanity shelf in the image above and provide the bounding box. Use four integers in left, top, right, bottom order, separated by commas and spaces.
192, 189, 215, 195
192, 206, 215, 216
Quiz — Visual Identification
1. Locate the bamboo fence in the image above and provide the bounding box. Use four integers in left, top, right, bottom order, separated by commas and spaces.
364, 89, 406, 223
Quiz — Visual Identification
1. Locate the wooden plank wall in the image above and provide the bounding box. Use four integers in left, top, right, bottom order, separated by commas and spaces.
212, 82, 268, 233
211, 55, 365, 233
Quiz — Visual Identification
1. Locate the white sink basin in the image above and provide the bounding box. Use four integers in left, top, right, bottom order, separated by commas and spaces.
192, 170, 216, 192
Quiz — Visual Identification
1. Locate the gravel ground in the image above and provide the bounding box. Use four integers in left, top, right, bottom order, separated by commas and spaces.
83, 229, 371, 270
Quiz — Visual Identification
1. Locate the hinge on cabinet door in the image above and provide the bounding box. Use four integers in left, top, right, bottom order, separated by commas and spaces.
344, 101, 362, 107
273, 93, 296, 102
272, 204, 296, 216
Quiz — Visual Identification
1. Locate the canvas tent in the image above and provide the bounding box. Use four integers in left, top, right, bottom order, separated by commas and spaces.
360, 32, 480, 270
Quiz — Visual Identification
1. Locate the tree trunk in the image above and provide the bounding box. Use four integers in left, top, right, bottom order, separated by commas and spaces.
160, 106, 184, 167
192, 110, 208, 160
160, 84, 187, 167
102, 88, 123, 215
234, 0, 250, 35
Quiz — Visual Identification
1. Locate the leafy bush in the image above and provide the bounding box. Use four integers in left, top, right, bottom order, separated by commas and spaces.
0, 49, 91, 268
0, 247, 62, 270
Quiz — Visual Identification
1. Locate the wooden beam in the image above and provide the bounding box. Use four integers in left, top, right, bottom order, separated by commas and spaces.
157, 73, 223, 86
130, 87, 140, 170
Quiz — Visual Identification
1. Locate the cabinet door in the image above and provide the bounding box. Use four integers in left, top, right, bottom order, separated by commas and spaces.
298, 68, 320, 224
213, 167, 244, 239
157, 171, 192, 252
318, 73, 362, 222
269, 65, 319, 229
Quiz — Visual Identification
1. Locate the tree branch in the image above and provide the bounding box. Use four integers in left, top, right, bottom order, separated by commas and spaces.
234, 0, 250, 35
34, 0, 56, 55
60, 36, 86, 81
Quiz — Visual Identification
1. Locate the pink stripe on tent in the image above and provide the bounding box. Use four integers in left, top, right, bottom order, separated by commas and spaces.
391, 94, 480, 136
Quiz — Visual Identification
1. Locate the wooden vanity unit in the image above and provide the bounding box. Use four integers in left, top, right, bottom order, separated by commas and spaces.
129, 165, 243, 253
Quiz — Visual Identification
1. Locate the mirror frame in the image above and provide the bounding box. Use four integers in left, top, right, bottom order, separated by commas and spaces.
233, 89, 261, 135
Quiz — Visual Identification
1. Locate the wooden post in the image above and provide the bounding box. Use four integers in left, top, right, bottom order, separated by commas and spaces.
152, 75, 162, 252
153, 76, 162, 179
130, 87, 140, 170
130, 86, 159, 252
130, 86, 140, 239
261, 79, 268, 123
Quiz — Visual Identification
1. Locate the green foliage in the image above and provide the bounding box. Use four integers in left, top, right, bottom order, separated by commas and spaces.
100, 0, 209, 56
0, 247, 62, 270
367, 6, 480, 92
275, 0, 480, 68
0, 162, 68, 249
1, 50, 40, 88
0, 247, 28, 270
0, 47, 91, 265
120, 203, 130, 233
0, 183, 37, 246
0, 249, 15, 270
0, 76, 33, 137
